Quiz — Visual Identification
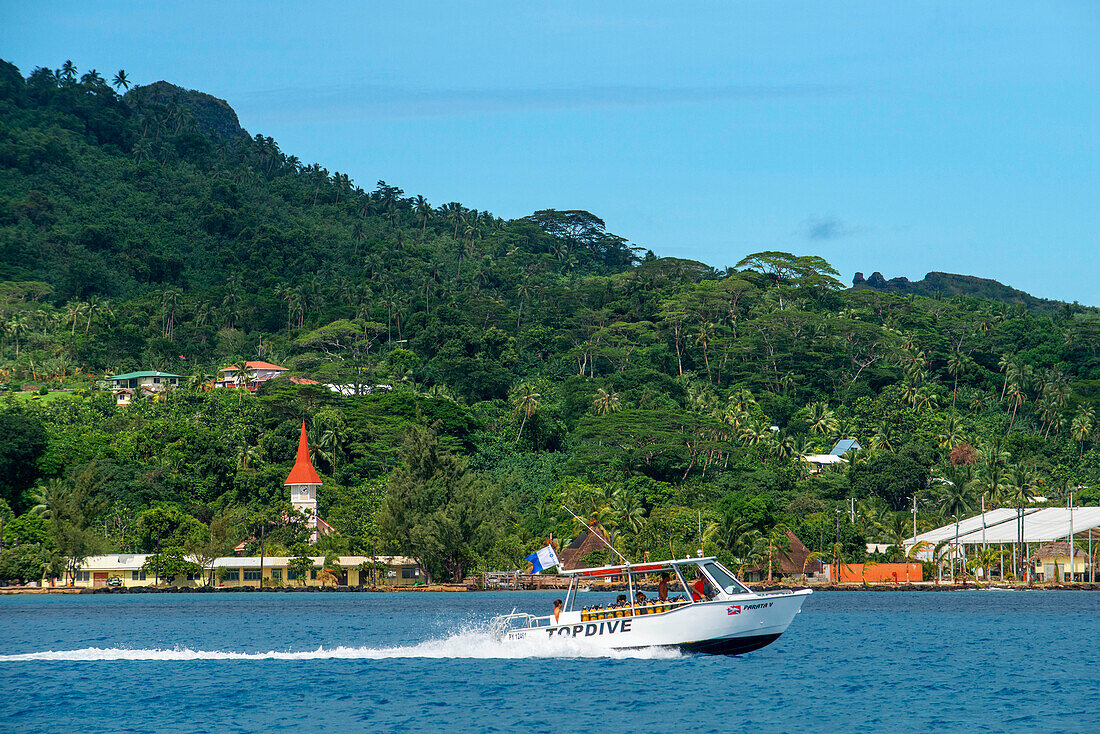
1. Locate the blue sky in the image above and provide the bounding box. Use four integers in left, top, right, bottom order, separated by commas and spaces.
3, 2, 1098, 303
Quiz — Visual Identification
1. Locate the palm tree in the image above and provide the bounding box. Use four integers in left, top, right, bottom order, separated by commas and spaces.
1071, 406, 1094, 456
914, 389, 939, 412
84, 295, 111, 335
869, 422, 895, 453
161, 288, 181, 341
188, 370, 214, 392
801, 551, 826, 581
414, 195, 431, 238
232, 363, 256, 398
947, 350, 966, 410
65, 301, 86, 335
828, 541, 844, 583
729, 530, 767, 580
997, 353, 1014, 400
937, 414, 966, 450
6, 315, 28, 359
861, 558, 880, 586
510, 382, 541, 443
972, 463, 1006, 506
764, 525, 792, 583
1006, 464, 1039, 581
111, 70, 130, 91
931, 539, 953, 585
805, 401, 839, 436
610, 489, 646, 535
904, 541, 931, 584
1005, 379, 1027, 431
60, 60, 77, 84
592, 387, 621, 415
938, 480, 973, 520
968, 547, 1004, 586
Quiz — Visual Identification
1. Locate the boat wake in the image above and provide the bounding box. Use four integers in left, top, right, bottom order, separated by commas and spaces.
0, 630, 684, 662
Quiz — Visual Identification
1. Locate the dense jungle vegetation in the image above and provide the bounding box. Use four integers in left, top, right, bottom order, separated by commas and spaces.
1, 60, 1099, 584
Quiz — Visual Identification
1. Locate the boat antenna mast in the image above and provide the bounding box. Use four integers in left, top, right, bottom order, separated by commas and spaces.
562, 505, 631, 565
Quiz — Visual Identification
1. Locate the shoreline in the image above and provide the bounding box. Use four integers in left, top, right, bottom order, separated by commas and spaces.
3, 582, 1099, 595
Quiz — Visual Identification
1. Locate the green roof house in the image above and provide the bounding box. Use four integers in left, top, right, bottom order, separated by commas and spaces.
104, 371, 183, 405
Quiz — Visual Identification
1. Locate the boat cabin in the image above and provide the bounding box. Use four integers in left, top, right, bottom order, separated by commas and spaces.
490, 556, 753, 636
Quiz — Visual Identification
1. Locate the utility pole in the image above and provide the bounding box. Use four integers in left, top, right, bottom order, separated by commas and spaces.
1067, 493, 1073, 582
849, 498, 855, 524
911, 495, 917, 541
981, 496, 986, 553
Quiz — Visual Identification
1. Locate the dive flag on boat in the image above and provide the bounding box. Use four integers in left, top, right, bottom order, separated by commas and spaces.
526, 545, 561, 574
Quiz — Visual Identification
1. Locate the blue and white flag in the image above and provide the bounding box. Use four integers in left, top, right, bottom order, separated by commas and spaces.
526, 545, 561, 574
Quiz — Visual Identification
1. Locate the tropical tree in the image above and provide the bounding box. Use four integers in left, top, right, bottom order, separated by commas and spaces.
1006, 464, 1040, 580
84, 295, 110, 335
937, 414, 966, 450
60, 60, 77, 83
510, 382, 541, 443
1071, 406, 1094, 456
111, 70, 130, 91
764, 524, 792, 582
904, 541, 930, 584
947, 350, 966, 410
805, 402, 839, 436
592, 387, 621, 415
931, 539, 953, 585
377, 426, 499, 583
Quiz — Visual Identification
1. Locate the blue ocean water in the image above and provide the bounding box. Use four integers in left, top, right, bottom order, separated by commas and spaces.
0, 590, 1097, 733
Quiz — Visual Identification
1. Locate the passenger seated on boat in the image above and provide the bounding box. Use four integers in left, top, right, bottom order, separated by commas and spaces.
635, 591, 648, 605
553, 599, 563, 623
658, 573, 669, 601
616, 594, 628, 606
690, 571, 714, 601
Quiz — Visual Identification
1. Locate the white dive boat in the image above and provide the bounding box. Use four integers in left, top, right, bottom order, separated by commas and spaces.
489, 556, 811, 655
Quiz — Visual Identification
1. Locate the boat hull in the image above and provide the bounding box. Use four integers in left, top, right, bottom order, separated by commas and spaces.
503, 589, 810, 655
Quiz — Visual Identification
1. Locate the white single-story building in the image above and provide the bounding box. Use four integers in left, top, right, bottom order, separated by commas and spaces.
59, 554, 422, 589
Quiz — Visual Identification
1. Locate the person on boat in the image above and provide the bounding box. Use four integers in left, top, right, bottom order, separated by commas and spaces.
635, 591, 648, 605
616, 594, 628, 607
657, 573, 669, 601
552, 599, 563, 622
690, 570, 714, 601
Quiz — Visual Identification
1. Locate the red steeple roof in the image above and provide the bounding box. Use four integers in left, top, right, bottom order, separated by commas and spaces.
284, 420, 322, 485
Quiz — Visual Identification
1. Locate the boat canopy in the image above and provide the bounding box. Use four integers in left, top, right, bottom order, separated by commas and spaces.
561, 556, 718, 577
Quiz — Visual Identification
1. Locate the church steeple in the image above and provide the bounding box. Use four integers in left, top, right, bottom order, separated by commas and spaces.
284, 420, 322, 486
284, 420, 321, 541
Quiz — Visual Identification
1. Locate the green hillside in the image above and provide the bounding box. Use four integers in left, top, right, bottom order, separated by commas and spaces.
852, 271, 1066, 313
1, 59, 1098, 585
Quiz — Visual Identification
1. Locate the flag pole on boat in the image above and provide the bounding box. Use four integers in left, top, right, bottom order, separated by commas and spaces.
562, 505, 630, 564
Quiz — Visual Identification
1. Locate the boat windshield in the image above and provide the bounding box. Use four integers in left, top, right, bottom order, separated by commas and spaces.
703, 561, 750, 595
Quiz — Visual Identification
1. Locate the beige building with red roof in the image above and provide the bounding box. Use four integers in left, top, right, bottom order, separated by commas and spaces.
215, 360, 289, 391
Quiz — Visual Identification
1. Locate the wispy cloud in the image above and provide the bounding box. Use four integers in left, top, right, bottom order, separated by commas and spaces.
800, 216, 866, 241
235, 82, 843, 121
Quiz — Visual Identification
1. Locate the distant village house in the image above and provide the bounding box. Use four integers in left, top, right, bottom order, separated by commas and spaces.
214, 360, 288, 391
802, 439, 862, 475
104, 370, 182, 405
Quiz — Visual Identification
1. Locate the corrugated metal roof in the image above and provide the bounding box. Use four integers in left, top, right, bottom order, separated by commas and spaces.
830, 439, 862, 455
908, 508, 1023, 546
953, 507, 1100, 544
908, 507, 1100, 551
106, 371, 183, 381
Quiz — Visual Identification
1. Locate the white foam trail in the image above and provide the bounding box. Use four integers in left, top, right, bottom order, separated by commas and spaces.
0, 632, 684, 662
